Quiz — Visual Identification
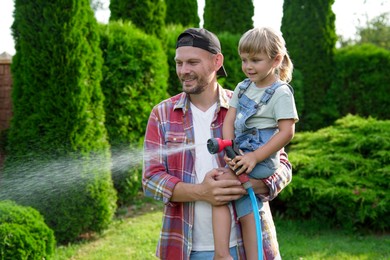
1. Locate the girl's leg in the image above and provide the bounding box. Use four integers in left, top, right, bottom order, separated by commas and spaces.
212, 170, 238, 260
212, 205, 233, 260
240, 212, 259, 260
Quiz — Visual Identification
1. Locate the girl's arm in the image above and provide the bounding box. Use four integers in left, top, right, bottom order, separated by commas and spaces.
222, 107, 236, 140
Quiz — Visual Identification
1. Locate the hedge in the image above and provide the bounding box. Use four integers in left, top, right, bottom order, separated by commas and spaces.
325, 44, 390, 123
99, 21, 169, 206
279, 115, 389, 232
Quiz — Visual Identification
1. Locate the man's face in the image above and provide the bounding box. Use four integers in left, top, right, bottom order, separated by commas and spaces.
175, 46, 216, 95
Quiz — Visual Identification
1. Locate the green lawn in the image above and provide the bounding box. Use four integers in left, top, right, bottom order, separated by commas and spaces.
54, 202, 389, 260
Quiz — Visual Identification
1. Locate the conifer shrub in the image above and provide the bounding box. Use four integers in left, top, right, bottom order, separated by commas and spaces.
99, 21, 169, 206
281, 0, 337, 131
161, 24, 185, 96
203, 0, 254, 34
217, 32, 242, 91
2, 0, 117, 244
279, 115, 389, 232
165, 0, 199, 27
0, 200, 55, 259
109, 0, 166, 38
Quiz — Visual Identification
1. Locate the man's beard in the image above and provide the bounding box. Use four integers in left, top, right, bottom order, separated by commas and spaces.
182, 75, 208, 95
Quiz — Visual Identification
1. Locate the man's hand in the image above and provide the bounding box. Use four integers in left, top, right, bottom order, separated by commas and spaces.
250, 178, 270, 195
199, 168, 245, 206
171, 168, 267, 205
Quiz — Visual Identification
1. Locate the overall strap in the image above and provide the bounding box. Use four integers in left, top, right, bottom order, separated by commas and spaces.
237, 79, 252, 98
259, 81, 293, 105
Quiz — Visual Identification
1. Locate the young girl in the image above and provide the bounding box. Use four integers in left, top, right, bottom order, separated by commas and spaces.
212, 27, 299, 259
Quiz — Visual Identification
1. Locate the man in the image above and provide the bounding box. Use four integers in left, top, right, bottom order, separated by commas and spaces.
143, 28, 292, 260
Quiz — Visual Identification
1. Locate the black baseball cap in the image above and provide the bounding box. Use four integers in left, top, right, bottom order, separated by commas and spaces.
176, 28, 227, 77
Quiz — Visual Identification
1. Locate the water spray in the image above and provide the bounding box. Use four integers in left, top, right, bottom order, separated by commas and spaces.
207, 138, 263, 260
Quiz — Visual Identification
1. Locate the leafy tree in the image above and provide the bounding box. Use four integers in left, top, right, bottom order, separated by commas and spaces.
357, 13, 390, 50
281, 0, 337, 130
203, 0, 254, 34
109, 0, 166, 38
165, 0, 199, 27
339, 13, 390, 50
4, 0, 117, 244
90, 0, 105, 11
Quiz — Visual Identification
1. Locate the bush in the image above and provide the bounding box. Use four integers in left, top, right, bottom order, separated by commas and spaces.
99, 21, 169, 206
279, 115, 389, 232
0, 200, 55, 259
325, 44, 390, 123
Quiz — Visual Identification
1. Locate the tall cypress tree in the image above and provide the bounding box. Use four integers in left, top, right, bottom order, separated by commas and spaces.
281, 0, 337, 130
3, 0, 116, 243
203, 0, 254, 34
165, 0, 200, 27
109, 0, 166, 38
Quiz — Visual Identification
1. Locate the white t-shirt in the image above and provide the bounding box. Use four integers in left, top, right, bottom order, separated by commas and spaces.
190, 102, 237, 251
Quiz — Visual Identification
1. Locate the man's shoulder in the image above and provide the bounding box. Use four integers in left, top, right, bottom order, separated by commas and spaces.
152, 92, 186, 117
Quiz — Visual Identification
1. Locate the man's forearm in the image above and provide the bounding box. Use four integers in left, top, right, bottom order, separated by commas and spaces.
170, 182, 202, 202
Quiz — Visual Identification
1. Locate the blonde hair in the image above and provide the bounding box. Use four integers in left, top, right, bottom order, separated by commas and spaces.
238, 27, 293, 83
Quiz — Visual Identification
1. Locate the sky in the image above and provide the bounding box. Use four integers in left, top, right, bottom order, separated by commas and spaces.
1, 0, 389, 56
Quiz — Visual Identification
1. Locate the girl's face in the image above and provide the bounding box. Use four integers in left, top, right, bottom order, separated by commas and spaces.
240, 52, 280, 87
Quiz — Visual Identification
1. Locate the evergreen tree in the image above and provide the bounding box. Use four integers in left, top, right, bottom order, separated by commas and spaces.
165, 0, 200, 27
99, 21, 169, 205
204, 0, 254, 34
281, 0, 337, 130
3, 0, 116, 244
109, 0, 166, 38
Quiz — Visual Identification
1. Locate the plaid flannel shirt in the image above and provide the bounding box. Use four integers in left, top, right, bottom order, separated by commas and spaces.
143, 84, 292, 260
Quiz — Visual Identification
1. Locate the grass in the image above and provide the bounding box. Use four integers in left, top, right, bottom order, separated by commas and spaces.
276, 219, 389, 259
53, 198, 389, 260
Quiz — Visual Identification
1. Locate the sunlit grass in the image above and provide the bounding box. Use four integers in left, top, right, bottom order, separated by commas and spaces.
54, 204, 389, 260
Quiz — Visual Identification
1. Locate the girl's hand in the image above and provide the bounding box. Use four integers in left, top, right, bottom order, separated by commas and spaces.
233, 152, 258, 175
224, 154, 236, 172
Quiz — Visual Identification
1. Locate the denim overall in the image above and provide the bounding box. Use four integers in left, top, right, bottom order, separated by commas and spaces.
234, 79, 292, 217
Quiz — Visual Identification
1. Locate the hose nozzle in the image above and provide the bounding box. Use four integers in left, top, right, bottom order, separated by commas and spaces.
207, 138, 233, 154
207, 138, 251, 185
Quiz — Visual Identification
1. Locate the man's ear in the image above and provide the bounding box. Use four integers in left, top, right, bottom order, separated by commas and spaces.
214, 53, 224, 72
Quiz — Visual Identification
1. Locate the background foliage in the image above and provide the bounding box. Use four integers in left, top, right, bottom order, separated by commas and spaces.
2, 0, 117, 244
99, 21, 169, 206
282, 0, 337, 130
279, 115, 389, 231
203, 0, 254, 34
165, 0, 199, 28
0, 200, 55, 259
109, 0, 166, 38
325, 44, 390, 122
